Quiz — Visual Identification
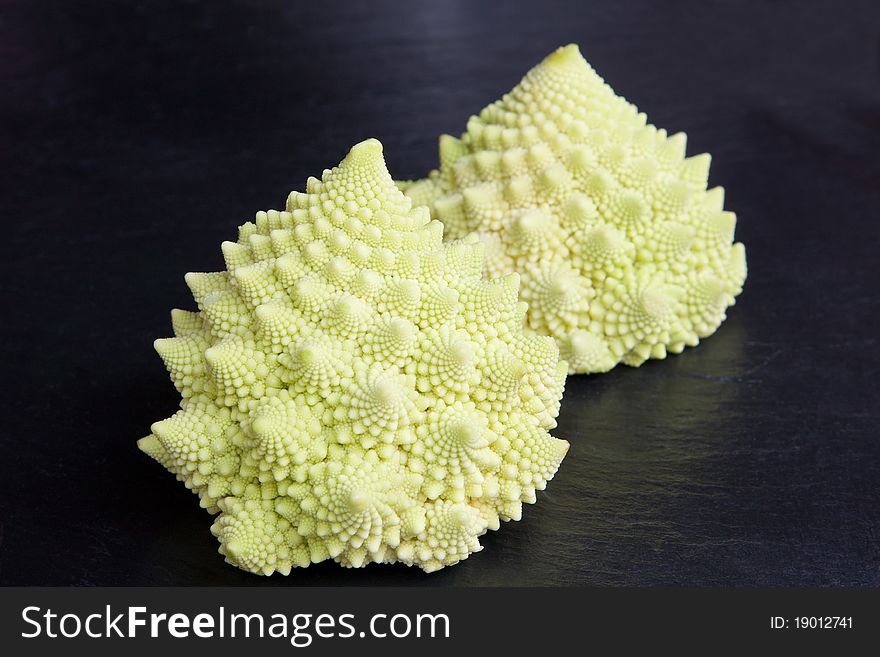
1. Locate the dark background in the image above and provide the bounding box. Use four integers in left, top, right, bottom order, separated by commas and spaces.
1, 0, 878, 586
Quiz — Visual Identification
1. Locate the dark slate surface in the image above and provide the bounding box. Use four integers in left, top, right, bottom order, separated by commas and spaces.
1, 0, 878, 586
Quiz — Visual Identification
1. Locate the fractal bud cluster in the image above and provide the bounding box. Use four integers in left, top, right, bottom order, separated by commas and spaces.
404, 45, 747, 373
139, 139, 569, 574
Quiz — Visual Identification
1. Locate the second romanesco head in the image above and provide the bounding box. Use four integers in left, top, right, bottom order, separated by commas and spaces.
404, 45, 747, 374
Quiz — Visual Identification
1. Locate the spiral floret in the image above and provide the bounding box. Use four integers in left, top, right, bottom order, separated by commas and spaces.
140, 139, 569, 574
404, 45, 746, 373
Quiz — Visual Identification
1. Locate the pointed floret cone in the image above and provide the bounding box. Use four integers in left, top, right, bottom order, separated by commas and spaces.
404, 44, 747, 374
140, 139, 568, 576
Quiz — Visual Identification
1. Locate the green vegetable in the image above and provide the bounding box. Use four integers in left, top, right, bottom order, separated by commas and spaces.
139, 140, 569, 574
404, 45, 747, 373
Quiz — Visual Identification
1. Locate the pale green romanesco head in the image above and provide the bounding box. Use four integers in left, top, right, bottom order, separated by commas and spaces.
139, 139, 569, 575
404, 45, 747, 374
